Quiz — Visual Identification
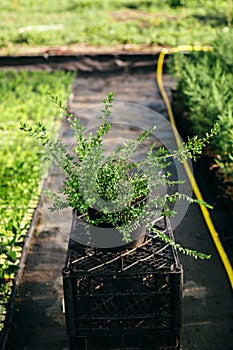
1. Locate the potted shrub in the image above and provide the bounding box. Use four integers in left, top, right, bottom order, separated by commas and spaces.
21, 91, 220, 349
20, 92, 218, 258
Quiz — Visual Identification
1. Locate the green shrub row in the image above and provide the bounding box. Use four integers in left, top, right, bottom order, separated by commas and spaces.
0, 70, 75, 331
172, 31, 233, 178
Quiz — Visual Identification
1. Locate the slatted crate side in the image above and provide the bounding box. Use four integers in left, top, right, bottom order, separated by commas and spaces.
69, 332, 180, 350
66, 245, 177, 279
63, 219, 183, 350
66, 219, 178, 276
74, 271, 172, 295
73, 293, 173, 334
63, 268, 182, 336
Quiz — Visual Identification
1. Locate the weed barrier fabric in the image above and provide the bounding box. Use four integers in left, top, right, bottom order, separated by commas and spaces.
0, 53, 170, 74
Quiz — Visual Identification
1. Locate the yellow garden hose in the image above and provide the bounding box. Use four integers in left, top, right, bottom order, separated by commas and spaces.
156, 47, 233, 289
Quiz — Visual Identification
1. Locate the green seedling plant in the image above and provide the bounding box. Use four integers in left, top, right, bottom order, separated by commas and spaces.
21, 92, 218, 260
0, 70, 74, 333
172, 31, 233, 178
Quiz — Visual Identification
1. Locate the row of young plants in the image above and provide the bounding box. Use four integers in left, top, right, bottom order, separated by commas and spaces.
0, 0, 231, 54
171, 31, 233, 200
0, 70, 75, 332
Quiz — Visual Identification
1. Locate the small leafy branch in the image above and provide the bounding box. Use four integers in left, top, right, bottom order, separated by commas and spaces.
20, 92, 218, 259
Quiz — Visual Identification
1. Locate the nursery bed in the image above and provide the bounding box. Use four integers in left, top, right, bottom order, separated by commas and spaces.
8, 69, 233, 350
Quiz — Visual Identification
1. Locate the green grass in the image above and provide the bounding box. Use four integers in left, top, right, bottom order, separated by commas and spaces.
0, 70, 75, 332
0, 0, 231, 54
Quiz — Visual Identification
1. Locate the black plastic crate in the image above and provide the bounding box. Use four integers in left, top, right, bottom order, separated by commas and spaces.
63, 218, 183, 350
